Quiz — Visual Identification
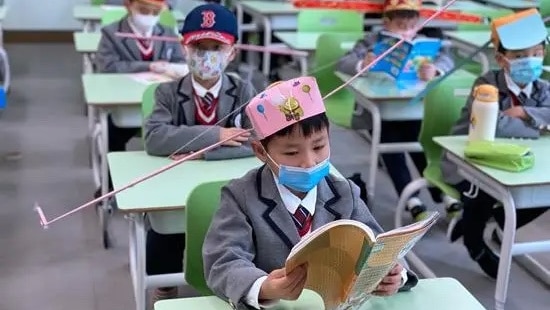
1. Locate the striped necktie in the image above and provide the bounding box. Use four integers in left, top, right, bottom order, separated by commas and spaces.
202, 92, 215, 108
292, 205, 312, 237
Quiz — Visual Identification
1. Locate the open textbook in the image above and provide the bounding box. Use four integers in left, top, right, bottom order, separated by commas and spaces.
285, 212, 439, 310
371, 31, 442, 87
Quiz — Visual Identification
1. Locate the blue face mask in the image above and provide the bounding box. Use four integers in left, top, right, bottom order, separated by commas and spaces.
269, 155, 330, 193
507, 56, 543, 86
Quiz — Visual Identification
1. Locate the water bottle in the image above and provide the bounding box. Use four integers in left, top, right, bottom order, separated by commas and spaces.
468, 84, 499, 142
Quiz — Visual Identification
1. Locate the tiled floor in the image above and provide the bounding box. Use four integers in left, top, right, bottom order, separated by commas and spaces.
0, 43, 548, 310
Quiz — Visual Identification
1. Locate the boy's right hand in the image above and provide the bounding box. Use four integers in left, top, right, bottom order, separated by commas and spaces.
259, 265, 308, 301
219, 127, 251, 146
361, 52, 377, 70
150, 61, 168, 73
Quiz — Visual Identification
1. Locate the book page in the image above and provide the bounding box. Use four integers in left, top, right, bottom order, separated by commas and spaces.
342, 212, 439, 306
285, 222, 376, 310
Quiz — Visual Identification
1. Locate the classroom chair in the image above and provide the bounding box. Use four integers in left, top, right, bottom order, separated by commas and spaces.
543, 44, 550, 80
393, 71, 477, 230
297, 9, 364, 33
313, 32, 364, 128
184, 180, 229, 296
91, 0, 105, 5
140, 83, 159, 144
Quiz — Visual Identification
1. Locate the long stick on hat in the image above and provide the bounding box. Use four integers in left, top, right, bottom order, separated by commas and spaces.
114, 32, 309, 57
33, 0, 460, 229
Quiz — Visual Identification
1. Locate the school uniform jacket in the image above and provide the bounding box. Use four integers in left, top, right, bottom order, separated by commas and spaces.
441, 69, 550, 185
144, 73, 256, 160
202, 165, 419, 309
96, 17, 185, 73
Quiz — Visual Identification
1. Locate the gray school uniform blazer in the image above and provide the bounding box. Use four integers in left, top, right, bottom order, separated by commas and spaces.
96, 17, 185, 73
441, 69, 550, 185
202, 165, 419, 309
144, 73, 256, 160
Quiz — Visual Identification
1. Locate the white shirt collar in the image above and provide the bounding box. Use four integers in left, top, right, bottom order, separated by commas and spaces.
127, 17, 154, 38
504, 72, 533, 99
271, 173, 317, 216
191, 75, 222, 98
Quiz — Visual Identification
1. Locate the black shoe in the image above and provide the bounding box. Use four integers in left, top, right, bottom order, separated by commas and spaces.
469, 243, 499, 279
409, 204, 428, 222
348, 173, 368, 205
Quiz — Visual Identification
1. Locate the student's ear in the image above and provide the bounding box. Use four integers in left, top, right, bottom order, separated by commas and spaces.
227, 47, 237, 62
495, 53, 509, 71
251, 141, 267, 163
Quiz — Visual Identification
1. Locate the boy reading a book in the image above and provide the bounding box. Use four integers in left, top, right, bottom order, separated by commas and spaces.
337, 0, 457, 222
202, 77, 418, 309
94, 0, 185, 198
143, 3, 256, 301
442, 9, 550, 279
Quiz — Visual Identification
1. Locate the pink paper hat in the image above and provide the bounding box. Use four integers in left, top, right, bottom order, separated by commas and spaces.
245, 76, 326, 140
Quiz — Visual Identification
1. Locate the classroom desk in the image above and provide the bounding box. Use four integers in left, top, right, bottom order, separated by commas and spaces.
73, 4, 185, 32
444, 30, 494, 74
73, 32, 101, 74
480, 0, 539, 10
82, 73, 164, 206
335, 70, 476, 206
109, 151, 343, 310
155, 278, 485, 310
434, 135, 550, 310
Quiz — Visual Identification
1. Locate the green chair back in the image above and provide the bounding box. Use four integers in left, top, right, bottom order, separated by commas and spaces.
457, 8, 513, 31
159, 9, 177, 29
141, 83, 159, 143
184, 180, 229, 296
101, 10, 128, 25
91, 0, 105, 5
543, 45, 550, 80
540, 1, 550, 20
297, 9, 363, 33
314, 32, 364, 128
419, 70, 477, 198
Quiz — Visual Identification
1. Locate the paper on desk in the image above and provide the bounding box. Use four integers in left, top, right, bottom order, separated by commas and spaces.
100, 5, 124, 11
163, 64, 189, 79
130, 72, 173, 85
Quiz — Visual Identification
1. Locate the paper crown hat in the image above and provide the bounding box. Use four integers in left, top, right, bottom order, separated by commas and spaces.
136, 0, 166, 7
245, 77, 326, 140
491, 9, 548, 51
384, 0, 421, 12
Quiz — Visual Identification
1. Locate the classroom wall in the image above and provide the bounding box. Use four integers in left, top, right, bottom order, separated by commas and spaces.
1, 0, 197, 31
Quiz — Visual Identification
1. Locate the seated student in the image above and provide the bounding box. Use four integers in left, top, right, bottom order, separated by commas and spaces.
202, 77, 418, 309
443, 9, 549, 279
337, 0, 456, 221
95, 0, 185, 198
143, 3, 256, 301
104, 0, 175, 8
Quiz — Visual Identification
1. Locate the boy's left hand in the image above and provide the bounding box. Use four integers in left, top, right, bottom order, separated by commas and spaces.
418, 63, 437, 81
372, 264, 404, 296
170, 152, 203, 161
504, 106, 528, 120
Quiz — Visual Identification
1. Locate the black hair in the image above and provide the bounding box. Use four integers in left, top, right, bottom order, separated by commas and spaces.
383, 10, 420, 20
497, 40, 547, 54
260, 113, 330, 149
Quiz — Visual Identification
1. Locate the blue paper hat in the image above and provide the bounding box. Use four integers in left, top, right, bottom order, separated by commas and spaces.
491, 9, 548, 51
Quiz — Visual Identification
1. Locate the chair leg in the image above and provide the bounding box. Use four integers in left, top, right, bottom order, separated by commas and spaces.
394, 178, 429, 229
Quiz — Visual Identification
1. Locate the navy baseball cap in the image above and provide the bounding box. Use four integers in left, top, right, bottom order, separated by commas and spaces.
180, 4, 238, 45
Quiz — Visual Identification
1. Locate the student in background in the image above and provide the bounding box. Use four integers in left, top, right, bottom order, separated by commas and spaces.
337, 0, 456, 221
202, 77, 418, 309
143, 3, 256, 301
95, 0, 185, 198
104, 0, 175, 9
443, 9, 549, 279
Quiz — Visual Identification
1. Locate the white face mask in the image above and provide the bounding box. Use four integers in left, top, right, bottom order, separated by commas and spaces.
131, 13, 159, 33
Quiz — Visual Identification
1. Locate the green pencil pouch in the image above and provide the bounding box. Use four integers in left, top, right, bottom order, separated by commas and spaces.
464, 141, 534, 172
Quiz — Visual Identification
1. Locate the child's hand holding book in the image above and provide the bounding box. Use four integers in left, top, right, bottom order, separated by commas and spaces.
372, 263, 404, 296
259, 264, 308, 302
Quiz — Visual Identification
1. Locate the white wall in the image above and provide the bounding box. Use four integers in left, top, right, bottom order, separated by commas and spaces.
2, 0, 197, 31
